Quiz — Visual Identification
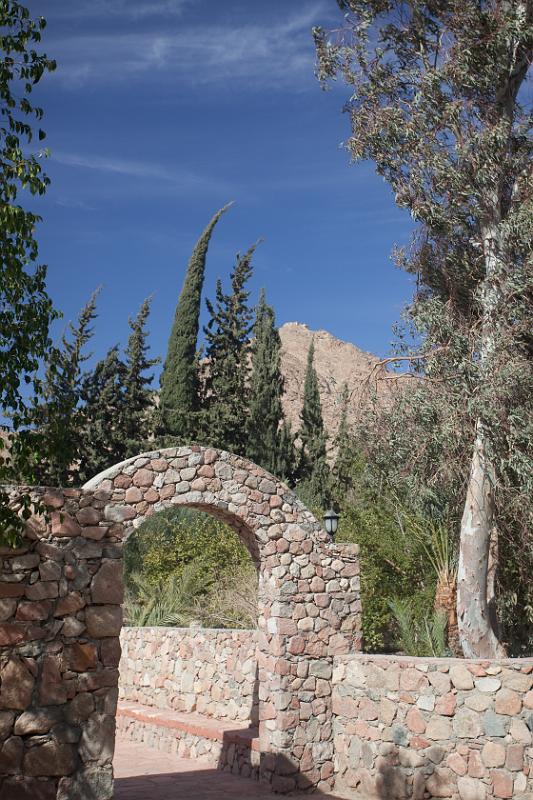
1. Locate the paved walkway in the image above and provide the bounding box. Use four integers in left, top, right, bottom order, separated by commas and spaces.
114, 738, 343, 799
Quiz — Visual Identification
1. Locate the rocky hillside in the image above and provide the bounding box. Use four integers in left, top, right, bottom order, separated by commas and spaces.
279, 322, 396, 440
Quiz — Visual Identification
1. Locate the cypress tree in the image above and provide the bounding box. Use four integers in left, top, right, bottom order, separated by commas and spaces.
246, 289, 287, 474
123, 297, 159, 455
78, 346, 127, 483
159, 202, 232, 441
276, 419, 296, 484
332, 383, 354, 504
33, 290, 99, 485
297, 339, 331, 507
202, 243, 256, 453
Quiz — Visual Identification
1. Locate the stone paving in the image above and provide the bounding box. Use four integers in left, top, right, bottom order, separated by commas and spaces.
114, 738, 344, 799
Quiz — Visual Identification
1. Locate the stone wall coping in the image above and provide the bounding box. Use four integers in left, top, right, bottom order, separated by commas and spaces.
121, 626, 255, 634
335, 651, 533, 666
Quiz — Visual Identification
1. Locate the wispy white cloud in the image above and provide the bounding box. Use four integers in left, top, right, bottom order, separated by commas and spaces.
50, 3, 329, 90
52, 150, 233, 196
49, 0, 190, 20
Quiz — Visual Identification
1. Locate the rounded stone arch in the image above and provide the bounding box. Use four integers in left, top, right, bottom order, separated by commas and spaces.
82, 445, 361, 793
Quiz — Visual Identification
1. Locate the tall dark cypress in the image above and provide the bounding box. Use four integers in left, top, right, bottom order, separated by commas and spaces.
201, 243, 257, 454
246, 289, 290, 475
123, 297, 159, 454
159, 203, 232, 440
297, 339, 331, 507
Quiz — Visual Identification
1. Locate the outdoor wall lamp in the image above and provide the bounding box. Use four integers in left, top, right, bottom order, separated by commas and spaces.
323, 508, 340, 540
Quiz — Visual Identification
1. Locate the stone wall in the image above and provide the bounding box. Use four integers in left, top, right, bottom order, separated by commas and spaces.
0, 446, 362, 796
0, 485, 122, 800
332, 654, 533, 800
119, 627, 258, 722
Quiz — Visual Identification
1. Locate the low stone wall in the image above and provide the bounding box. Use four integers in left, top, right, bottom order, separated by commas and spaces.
116, 703, 259, 779
332, 654, 533, 800
119, 627, 258, 722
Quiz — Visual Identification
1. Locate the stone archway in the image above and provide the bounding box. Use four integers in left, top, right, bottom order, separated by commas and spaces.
82, 445, 361, 793
0, 446, 360, 798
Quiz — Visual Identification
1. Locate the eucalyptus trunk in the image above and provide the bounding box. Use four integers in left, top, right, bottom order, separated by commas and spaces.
457, 223, 506, 658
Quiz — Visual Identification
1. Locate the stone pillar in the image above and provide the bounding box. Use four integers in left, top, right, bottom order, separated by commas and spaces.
0, 485, 122, 800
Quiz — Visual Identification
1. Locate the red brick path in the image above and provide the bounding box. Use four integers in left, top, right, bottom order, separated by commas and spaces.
114, 738, 344, 799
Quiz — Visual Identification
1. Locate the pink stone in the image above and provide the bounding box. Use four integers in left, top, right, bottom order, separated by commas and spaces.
0, 623, 26, 646
447, 752, 468, 776
132, 468, 154, 487
524, 690, 533, 709
400, 668, 428, 691
491, 770, 513, 798
55, 592, 85, 616
125, 487, 143, 503
406, 707, 426, 733
82, 525, 107, 540
435, 692, 457, 716
91, 559, 123, 605
203, 449, 217, 464
51, 511, 81, 538
151, 458, 168, 472
359, 698, 378, 721
15, 600, 52, 621
66, 642, 98, 671
505, 744, 523, 771
482, 742, 506, 768
198, 465, 215, 478
76, 506, 101, 525
43, 491, 64, 509
85, 605, 123, 638
468, 750, 486, 778
494, 688, 522, 716
0, 658, 34, 709
114, 474, 131, 489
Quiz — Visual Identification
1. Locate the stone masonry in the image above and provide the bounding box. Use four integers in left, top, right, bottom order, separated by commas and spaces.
119, 627, 258, 722
332, 654, 533, 800
0, 445, 362, 797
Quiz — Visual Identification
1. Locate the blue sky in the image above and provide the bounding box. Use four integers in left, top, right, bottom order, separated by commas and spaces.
28, 0, 414, 371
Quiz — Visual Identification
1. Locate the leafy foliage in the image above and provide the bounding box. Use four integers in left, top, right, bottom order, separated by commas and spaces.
78, 345, 127, 484
0, 1, 57, 542
389, 599, 449, 658
296, 340, 331, 508
124, 507, 253, 589
124, 566, 206, 627
316, 0, 533, 655
246, 290, 293, 478
200, 244, 257, 453
122, 296, 159, 456
124, 507, 256, 629
31, 291, 99, 486
338, 488, 437, 652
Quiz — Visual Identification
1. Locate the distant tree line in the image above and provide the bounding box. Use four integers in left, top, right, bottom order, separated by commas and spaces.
13, 203, 340, 509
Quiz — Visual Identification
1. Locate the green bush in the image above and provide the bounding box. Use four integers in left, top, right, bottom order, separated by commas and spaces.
337, 497, 437, 653
124, 507, 255, 628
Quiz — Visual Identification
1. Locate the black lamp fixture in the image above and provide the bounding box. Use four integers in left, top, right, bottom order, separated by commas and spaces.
323, 508, 340, 540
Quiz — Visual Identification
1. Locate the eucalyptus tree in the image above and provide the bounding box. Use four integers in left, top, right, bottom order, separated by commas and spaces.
315, 0, 532, 656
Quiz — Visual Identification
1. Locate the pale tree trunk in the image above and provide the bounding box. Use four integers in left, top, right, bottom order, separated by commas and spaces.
457, 423, 506, 658
457, 222, 507, 659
